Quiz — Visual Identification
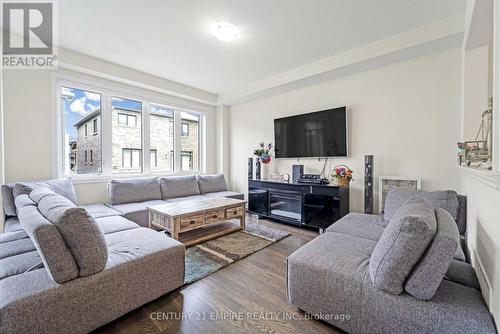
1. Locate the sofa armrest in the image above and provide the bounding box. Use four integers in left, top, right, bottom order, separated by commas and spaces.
445, 259, 479, 289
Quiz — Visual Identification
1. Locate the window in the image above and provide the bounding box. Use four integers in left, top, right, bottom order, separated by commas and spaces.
181, 122, 189, 136
58, 81, 204, 177
180, 112, 200, 171
150, 149, 158, 168
117, 113, 137, 127
150, 104, 174, 172
122, 148, 141, 169
61, 86, 102, 175
112, 97, 142, 173
181, 151, 193, 171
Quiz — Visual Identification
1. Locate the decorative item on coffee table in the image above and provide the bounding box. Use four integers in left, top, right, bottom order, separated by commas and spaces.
331, 165, 353, 186
253, 142, 273, 180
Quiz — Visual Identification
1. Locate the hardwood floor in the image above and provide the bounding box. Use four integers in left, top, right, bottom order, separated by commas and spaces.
94, 220, 343, 334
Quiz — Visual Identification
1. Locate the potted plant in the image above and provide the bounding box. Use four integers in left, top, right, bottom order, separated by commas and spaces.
254, 142, 273, 179
331, 165, 353, 186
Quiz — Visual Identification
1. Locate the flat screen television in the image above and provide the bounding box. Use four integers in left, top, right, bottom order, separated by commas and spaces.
274, 107, 347, 158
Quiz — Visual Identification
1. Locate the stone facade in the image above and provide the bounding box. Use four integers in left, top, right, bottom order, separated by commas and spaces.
73, 108, 199, 174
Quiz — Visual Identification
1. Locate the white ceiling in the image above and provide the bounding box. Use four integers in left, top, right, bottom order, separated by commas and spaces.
59, 0, 465, 95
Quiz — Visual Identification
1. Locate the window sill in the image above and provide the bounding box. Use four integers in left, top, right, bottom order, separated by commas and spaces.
459, 166, 500, 190
67, 171, 202, 185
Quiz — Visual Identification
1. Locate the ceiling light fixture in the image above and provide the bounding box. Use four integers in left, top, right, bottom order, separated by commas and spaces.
211, 22, 240, 42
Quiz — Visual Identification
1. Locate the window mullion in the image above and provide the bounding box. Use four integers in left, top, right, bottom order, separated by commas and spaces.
174, 110, 182, 172
143, 101, 151, 173
102, 94, 112, 176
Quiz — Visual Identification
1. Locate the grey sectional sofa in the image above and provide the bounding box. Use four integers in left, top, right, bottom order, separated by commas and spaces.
0, 173, 242, 333
287, 188, 496, 334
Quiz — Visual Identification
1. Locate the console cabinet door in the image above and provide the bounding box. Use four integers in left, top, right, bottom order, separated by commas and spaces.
248, 187, 268, 215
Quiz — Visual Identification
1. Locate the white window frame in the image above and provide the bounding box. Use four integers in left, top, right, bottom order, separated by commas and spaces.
53, 74, 207, 181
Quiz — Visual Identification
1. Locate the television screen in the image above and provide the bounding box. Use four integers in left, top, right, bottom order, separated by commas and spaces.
274, 107, 347, 158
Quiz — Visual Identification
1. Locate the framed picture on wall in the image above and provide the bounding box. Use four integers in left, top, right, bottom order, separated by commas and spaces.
378, 176, 422, 213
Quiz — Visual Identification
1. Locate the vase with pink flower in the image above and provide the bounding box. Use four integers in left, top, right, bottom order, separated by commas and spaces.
253, 142, 273, 179
331, 165, 353, 186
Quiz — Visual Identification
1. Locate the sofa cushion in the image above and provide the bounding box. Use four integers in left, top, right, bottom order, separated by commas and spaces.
202, 191, 245, 200
1, 184, 16, 217
0, 251, 42, 280
4, 217, 23, 233
80, 204, 122, 219
109, 199, 166, 227
0, 237, 36, 260
445, 259, 480, 289
18, 204, 78, 283
384, 188, 459, 222
326, 212, 387, 241
14, 194, 36, 212
11, 178, 77, 204
31, 188, 108, 277
108, 177, 162, 205
404, 208, 460, 300
369, 197, 436, 295
95, 216, 139, 235
159, 175, 200, 199
0, 230, 28, 244
197, 174, 228, 194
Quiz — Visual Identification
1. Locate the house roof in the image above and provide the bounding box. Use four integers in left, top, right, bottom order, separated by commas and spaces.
73, 109, 101, 128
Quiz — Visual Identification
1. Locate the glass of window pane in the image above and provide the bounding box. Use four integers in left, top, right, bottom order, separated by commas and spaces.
61, 86, 102, 175
150, 104, 174, 172
112, 97, 143, 173
180, 111, 200, 171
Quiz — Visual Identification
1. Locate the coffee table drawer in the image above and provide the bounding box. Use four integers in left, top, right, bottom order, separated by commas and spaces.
180, 214, 204, 231
204, 209, 225, 225
226, 206, 244, 219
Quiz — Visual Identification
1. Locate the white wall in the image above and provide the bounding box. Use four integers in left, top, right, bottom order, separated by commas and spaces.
228, 49, 462, 213
1, 49, 219, 210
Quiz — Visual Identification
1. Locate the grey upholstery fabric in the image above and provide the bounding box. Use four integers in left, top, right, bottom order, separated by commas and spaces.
287, 225, 496, 334
165, 195, 206, 203
404, 208, 459, 300
18, 205, 78, 283
197, 174, 228, 194
14, 194, 35, 212
11, 178, 77, 204
80, 204, 121, 219
0, 238, 36, 260
326, 212, 386, 241
0, 251, 42, 280
456, 195, 467, 234
4, 218, 23, 233
202, 191, 245, 200
107, 177, 162, 205
445, 260, 480, 289
108, 199, 166, 227
454, 244, 466, 262
33, 188, 108, 277
370, 198, 436, 295
95, 216, 139, 234
0, 228, 185, 334
1, 185, 16, 217
384, 187, 459, 222
0, 230, 28, 244
159, 175, 200, 199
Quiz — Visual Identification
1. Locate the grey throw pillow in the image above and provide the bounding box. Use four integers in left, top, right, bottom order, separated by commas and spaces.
197, 174, 228, 194
108, 177, 162, 205
369, 197, 437, 295
159, 175, 200, 199
383, 187, 459, 221
404, 208, 459, 300
31, 188, 108, 277
12, 178, 77, 204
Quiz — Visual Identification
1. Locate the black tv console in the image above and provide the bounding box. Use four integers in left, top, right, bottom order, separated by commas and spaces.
248, 179, 349, 231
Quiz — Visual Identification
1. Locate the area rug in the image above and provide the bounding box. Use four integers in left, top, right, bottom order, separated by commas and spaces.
184, 217, 289, 284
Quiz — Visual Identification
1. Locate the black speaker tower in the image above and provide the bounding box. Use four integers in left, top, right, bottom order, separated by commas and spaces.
255, 160, 261, 180
364, 155, 374, 214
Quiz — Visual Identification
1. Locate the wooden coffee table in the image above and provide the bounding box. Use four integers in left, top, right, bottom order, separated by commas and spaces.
147, 197, 246, 246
